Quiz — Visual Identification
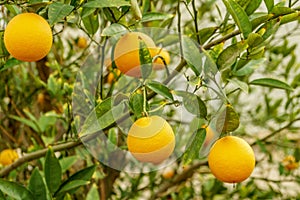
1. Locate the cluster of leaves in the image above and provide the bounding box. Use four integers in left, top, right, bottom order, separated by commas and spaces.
1, 0, 300, 199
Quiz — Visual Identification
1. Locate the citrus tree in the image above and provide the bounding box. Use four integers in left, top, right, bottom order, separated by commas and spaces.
1, 0, 300, 199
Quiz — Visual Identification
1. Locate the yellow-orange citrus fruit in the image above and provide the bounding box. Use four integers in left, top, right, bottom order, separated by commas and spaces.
162, 167, 175, 179
127, 115, 175, 164
114, 32, 157, 77
208, 136, 255, 183
282, 155, 299, 171
107, 69, 121, 84
77, 36, 88, 49
0, 149, 18, 166
152, 48, 171, 70
4, 13, 52, 62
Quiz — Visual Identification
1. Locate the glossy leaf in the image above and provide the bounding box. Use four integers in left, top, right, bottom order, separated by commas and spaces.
82, 13, 99, 35
48, 2, 74, 25
141, 12, 174, 22
129, 92, 144, 118
0, 179, 33, 200
83, 0, 130, 8
222, 0, 252, 38
216, 104, 240, 133
183, 128, 206, 165
56, 180, 90, 196
147, 81, 174, 101
44, 147, 62, 195
175, 91, 207, 118
101, 23, 127, 37
250, 78, 293, 91
28, 168, 47, 200
182, 35, 202, 76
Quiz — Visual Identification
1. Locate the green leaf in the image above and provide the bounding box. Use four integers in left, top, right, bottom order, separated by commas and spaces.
247, 32, 263, 48
129, 92, 144, 118
0, 58, 21, 72
174, 91, 207, 118
264, 0, 274, 12
198, 27, 218, 45
182, 128, 206, 165
59, 156, 78, 173
217, 41, 248, 70
48, 2, 74, 26
44, 147, 62, 195
216, 104, 240, 133
0, 190, 5, 200
79, 98, 127, 137
83, 0, 130, 8
82, 13, 99, 35
101, 23, 127, 37
250, 13, 273, 30
0, 179, 33, 200
250, 78, 293, 91
141, 12, 174, 22
55, 180, 90, 196
182, 35, 202, 76
271, 6, 294, 17
139, 37, 153, 79
280, 12, 300, 25
228, 79, 249, 93
222, 0, 252, 38
86, 184, 100, 200
9, 115, 40, 133
130, 0, 142, 20
28, 168, 47, 200
245, 0, 262, 15
233, 58, 266, 76
147, 81, 174, 101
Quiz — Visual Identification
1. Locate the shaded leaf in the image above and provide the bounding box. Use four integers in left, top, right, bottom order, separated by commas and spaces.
55, 180, 90, 196
129, 92, 144, 118
183, 128, 206, 165
182, 35, 202, 76
0, 58, 21, 72
28, 168, 47, 200
139, 38, 153, 79
48, 2, 74, 25
101, 23, 127, 37
216, 104, 240, 133
198, 27, 218, 45
83, 0, 130, 8
175, 91, 207, 118
82, 13, 99, 35
250, 78, 293, 91
44, 147, 62, 195
141, 12, 174, 22
233, 58, 265, 76
222, 0, 252, 38
0, 179, 33, 200
147, 81, 174, 101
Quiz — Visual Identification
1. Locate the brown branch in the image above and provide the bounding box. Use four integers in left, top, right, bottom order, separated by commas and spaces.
0, 140, 82, 177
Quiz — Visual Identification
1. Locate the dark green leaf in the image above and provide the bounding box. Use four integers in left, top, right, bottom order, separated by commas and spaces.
0, 58, 22, 72
101, 23, 127, 37
48, 2, 74, 25
83, 0, 130, 8
0, 179, 33, 200
217, 41, 248, 70
0, 190, 5, 200
175, 91, 207, 118
141, 12, 174, 22
182, 35, 202, 76
55, 180, 90, 196
264, 0, 274, 12
44, 147, 62, 195
182, 128, 206, 165
216, 104, 240, 133
222, 0, 252, 38
147, 81, 174, 101
28, 168, 47, 200
250, 78, 293, 91
139, 38, 153, 79
82, 13, 99, 35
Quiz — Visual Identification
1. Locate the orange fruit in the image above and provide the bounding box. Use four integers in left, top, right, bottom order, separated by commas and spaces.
0, 149, 18, 166
162, 167, 175, 179
282, 155, 299, 171
152, 48, 171, 70
208, 136, 255, 183
4, 13, 53, 62
77, 36, 88, 49
114, 32, 157, 77
107, 69, 121, 84
127, 115, 175, 164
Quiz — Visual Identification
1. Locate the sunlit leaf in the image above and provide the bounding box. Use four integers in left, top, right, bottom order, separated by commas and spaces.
147, 81, 174, 101
250, 78, 293, 91
141, 12, 174, 22
83, 0, 130, 8
48, 2, 74, 25
101, 23, 127, 37
182, 35, 202, 76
